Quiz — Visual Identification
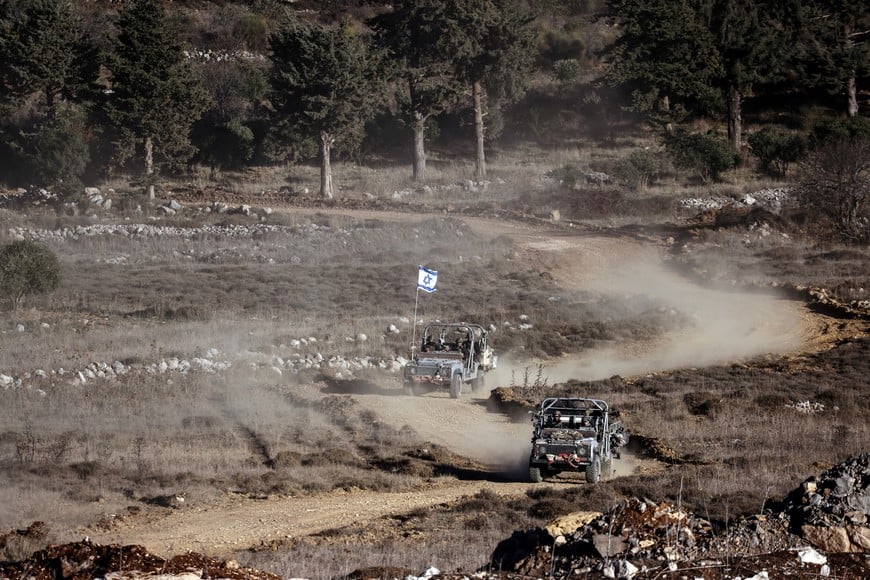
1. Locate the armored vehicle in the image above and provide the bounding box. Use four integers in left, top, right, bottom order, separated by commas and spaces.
528, 397, 628, 483
403, 322, 496, 398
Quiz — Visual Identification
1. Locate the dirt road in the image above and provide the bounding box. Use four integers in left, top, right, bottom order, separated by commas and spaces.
93, 479, 544, 559
86, 210, 840, 559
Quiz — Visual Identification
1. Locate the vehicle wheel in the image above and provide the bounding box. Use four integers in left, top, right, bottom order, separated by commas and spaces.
449, 374, 462, 398
471, 372, 486, 393
586, 458, 601, 484
404, 382, 417, 396
529, 466, 543, 483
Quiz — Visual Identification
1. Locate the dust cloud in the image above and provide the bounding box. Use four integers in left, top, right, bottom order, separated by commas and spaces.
538, 256, 804, 383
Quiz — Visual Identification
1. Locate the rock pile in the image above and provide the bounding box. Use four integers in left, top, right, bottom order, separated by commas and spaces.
679, 187, 791, 213
490, 454, 870, 579
785, 453, 870, 553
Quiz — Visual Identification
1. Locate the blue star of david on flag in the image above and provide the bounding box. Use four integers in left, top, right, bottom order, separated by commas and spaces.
417, 265, 438, 293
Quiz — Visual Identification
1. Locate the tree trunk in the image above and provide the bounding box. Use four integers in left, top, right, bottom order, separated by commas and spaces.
661, 94, 673, 134
412, 112, 426, 183
472, 80, 486, 181
845, 22, 858, 118
727, 84, 743, 152
320, 131, 334, 200
847, 74, 858, 117
144, 135, 155, 200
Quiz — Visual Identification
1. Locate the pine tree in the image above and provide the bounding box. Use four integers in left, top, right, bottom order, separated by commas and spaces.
603, 0, 794, 151
0, 0, 83, 115
104, 0, 209, 198
797, 1, 870, 117
601, 0, 724, 128
435, 0, 536, 180
269, 13, 383, 200
0, 0, 98, 188
369, 0, 462, 184
706, 0, 771, 151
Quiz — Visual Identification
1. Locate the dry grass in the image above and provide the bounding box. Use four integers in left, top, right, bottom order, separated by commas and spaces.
513, 333, 869, 524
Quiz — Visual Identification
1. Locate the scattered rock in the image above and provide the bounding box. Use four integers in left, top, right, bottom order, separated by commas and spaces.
0, 539, 280, 580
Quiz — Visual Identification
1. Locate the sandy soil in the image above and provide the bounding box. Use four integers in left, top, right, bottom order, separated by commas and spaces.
85, 208, 851, 559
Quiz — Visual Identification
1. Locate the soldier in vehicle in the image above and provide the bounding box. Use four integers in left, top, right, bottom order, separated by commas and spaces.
546, 411, 562, 427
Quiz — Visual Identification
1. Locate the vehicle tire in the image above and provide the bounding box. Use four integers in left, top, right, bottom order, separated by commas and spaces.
449, 374, 462, 399
586, 458, 601, 484
471, 372, 486, 393
404, 382, 417, 396
529, 466, 543, 483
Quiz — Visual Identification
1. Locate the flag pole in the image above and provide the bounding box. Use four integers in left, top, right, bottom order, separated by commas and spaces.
411, 286, 420, 359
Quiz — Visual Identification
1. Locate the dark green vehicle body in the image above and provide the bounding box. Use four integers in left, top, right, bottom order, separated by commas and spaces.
528, 397, 628, 483
403, 322, 497, 398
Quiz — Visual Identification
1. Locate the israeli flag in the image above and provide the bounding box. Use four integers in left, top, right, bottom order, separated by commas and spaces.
417, 265, 438, 293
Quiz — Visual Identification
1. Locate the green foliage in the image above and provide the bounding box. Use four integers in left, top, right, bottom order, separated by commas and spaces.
2, 102, 91, 190
233, 12, 270, 51
603, 0, 798, 148
105, 0, 210, 173
199, 60, 268, 124
368, 0, 463, 138
664, 128, 738, 183
601, 0, 724, 120
613, 148, 661, 190
0, 0, 97, 188
269, 14, 384, 196
269, 15, 383, 153
369, 0, 454, 181
747, 127, 805, 177
539, 28, 586, 66
807, 116, 870, 149
552, 59, 583, 85
195, 119, 255, 171
17, 103, 91, 192
439, 0, 537, 103
794, 1, 870, 115
0, 0, 84, 114
193, 59, 268, 168
0, 240, 61, 310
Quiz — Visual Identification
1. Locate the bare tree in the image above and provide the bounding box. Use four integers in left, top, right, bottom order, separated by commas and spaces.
797, 138, 869, 242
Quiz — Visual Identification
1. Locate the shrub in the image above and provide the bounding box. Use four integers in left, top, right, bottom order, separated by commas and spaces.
545, 164, 587, 188
0, 240, 61, 309
664, 128, 739, 183
807, 116, 870, 150
613, 149, 662, 191
538, 28, 585, 65
747, 127, 805, 177
552, 58, 582, 85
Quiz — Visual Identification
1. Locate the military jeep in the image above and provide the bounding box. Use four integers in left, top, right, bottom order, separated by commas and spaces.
528, 397, 629, 483
403, 322, 497, 398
